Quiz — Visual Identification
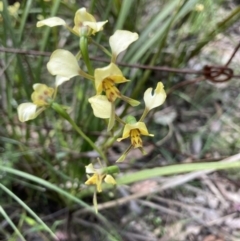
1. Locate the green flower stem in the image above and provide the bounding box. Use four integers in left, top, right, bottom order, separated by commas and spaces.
0, 184, 56, 240
103, 165, 120, 175
75, 51, 94, 81
79, 69, 95, 81
53, 87, 58, 100
111, 55, 117, 64
51, 102, 107, 162
107, 103, 115, 132
115, 114, 126, 125
116, 145, 133, 162
0, 205, 27, 241
139, 108, 149, 122
89, 38, 112, 57
66, 25, 79, 36
80, 36, 94, 75
101, 128, 121, 150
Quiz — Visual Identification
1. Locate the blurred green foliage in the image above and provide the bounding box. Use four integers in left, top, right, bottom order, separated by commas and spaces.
1, 0, 240, 240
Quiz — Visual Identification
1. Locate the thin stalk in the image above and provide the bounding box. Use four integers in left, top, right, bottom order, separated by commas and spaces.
0, 184, 57, 240
188, 5, 240, 60
0, 166, 121, 240
80, 37, 94, 75
18, 0, 33, 42
67, 116, 107, 162
115, 114, 125, 125
0, 205, 26, 241
51, 103, 107, 162
35, 0, 61, 82
90, 38, 112, 57
139, 108, 149, 122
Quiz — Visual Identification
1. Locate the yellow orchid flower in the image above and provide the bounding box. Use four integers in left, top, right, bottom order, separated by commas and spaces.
8, 2, 20, 17
85, 163, 117, 213
93, 63, 139, 131
116, 117, 154, 162
85, 163, 116, 193
95, 62, 139, 105
95, 62, 127, 101
0, 1, 20, 22
109, 30, 139, 63
117, 121, 154, 148
37, 8, 108, 37
17, 84, 55, 122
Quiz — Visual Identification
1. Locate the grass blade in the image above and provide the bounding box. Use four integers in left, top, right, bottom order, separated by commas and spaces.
0, 205, 27, 241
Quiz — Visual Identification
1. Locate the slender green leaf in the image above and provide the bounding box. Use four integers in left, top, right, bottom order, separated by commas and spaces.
0, 205, 27, 241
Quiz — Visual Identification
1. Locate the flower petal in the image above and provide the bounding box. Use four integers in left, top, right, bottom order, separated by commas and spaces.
85, 173, 98, 186
83, 21, 108, 34
88, 95, 112, 119
110, 30, 138, 59
55, 75, 69, 87
144, 82, 166, 111
36, 17, 66, 27
85, 163, 95, 174
117, 125, 131, 141
47, 49, 81, 79
32, 83, 54, 94
104, 175, 116, 185
107, 103, 115, 132
133, 122, 153, 136
8, 2, 20, 17
85, 173, 103, 192
117, 122, 153, 142
73, 8, 107, 35
17, 103, 43, 122
94, 63, 129, 94
74, 8, 96, 25
31, 84, 54, 106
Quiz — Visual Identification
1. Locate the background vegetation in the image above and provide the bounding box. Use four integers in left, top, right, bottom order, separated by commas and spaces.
1, 0, 240, 240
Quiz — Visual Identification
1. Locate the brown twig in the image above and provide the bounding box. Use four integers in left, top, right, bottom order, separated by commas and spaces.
1, 44, 240, 97
225, 41, 240, 67
167, 76, 204, 95
1, 46, 239, 77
